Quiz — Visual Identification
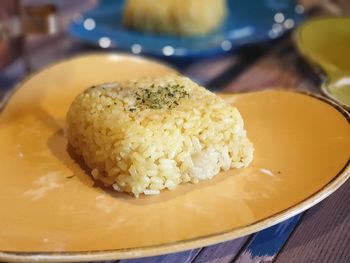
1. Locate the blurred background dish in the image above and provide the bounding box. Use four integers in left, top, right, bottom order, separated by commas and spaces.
295, 17, 350, 108
123, 0, 227, 36
68, 0, 305, 59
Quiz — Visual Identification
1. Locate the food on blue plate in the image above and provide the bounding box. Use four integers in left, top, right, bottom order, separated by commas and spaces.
122, 0, 227, 36
66, 75, 253, 197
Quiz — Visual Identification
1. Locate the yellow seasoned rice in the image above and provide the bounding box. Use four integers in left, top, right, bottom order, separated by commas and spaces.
67, 75, 253, 197
122, 0, 227, 36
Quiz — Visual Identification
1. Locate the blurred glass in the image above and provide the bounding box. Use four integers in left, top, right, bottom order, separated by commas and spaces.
0, 0, 23, 69
0, 0, 57, 69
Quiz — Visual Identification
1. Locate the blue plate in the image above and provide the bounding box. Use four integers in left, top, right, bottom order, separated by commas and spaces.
68, 0, 305, 58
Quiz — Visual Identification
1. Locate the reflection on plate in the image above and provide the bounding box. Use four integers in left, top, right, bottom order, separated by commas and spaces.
68, 0, 305, 58
295, 17, 350, 108
0, 54, 349, 262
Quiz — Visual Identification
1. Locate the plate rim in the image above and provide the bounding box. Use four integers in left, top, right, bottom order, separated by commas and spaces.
0, 54, 349, 262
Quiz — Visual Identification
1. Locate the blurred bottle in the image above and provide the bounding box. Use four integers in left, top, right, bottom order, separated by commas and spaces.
0, 0, 23, 69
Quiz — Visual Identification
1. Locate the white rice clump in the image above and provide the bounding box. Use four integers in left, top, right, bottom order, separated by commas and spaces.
67, 75, 254, 197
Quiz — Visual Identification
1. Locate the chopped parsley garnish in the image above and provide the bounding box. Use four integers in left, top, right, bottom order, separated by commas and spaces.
132, 84, 190, 110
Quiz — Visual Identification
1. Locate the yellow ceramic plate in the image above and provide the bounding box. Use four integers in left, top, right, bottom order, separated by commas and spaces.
294, 17, 350, 108
0, 54, 349, 262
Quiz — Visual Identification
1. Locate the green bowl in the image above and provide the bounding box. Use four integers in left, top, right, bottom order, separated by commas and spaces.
295, 17, 350, 108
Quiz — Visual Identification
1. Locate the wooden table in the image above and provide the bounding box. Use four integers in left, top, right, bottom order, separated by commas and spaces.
0, 1, 349, 262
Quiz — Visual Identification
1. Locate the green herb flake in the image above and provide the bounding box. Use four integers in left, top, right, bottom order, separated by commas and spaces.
132, 84, 190, 110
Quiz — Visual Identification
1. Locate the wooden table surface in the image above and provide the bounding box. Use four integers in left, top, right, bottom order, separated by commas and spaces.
0, 1, 349, 262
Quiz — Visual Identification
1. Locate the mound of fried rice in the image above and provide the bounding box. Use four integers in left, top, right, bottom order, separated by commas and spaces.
67, 75, 253, 197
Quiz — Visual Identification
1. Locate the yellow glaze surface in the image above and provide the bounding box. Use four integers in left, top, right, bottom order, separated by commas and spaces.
295, 17, 350, 107
0, 54, 349, 262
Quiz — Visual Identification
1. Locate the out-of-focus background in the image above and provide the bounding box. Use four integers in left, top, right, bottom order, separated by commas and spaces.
1, 0, 349, 96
